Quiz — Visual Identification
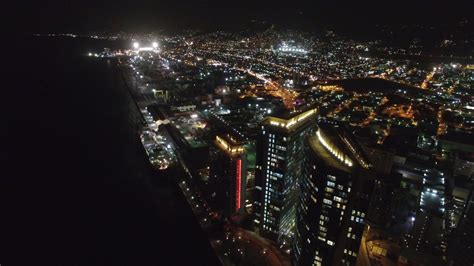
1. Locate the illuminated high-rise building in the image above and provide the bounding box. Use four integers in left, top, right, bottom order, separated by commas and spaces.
408, 169, 447, 258
254, 108, 317, 243
293, 125, 374, 266
454, 152, 474, 179
208, 133, 247, 218
362, 145, 399, 230
449, 187, 474, 265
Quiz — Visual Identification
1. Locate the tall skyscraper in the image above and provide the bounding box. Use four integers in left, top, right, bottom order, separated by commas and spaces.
449, 187, 474, 265
408, 169, 447, 257
254, 108, 317, 243
293, 125, 374, 266
208, 133, 247, 218
362, 145, 399, 231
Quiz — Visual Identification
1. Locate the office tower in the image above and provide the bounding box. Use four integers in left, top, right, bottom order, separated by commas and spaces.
254, 108, 317, 243
293, 125, 374, 266
449, 188, 474, 265
365, 174, 399, 229
454, 152, 474, 179
208, 133, 247, 218
362, 146, 399, 230
408, 169, 447, 257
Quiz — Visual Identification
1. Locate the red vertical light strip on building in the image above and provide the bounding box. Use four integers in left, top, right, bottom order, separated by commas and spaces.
236, 159, 242, 212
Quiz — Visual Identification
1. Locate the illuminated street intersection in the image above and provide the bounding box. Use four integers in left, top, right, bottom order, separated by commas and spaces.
85, 27, 474, 266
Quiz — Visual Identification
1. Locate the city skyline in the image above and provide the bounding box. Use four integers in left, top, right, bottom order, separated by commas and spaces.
4, 2, 474, 265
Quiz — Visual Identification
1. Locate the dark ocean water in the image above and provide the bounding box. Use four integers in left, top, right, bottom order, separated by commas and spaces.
2, 37, 219, 265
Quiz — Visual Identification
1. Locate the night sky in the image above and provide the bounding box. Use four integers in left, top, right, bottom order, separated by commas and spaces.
18, 0, 474, 33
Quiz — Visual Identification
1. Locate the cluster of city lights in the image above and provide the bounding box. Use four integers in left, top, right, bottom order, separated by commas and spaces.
277, 42, 307, 54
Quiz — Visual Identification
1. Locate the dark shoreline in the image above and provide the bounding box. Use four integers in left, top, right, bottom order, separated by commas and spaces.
2, 37, 220, 265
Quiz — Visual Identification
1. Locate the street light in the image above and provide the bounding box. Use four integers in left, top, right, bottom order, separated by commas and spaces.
133, 42, 139, 49
152, 42, 158, 48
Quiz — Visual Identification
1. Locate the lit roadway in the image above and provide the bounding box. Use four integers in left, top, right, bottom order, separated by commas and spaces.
188, 49, 300, 109
198, 49, 300, 77
437, 106, 447, 136
360, 97, 385, 128
326, 96, 357, 118
420, 68, 437, 89
225, 225, 291, 266
235, 67, 298, 109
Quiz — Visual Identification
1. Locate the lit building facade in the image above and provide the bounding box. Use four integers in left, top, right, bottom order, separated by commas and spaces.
293, 125, 374, 266
361, 145, 398, 230
454, 152, 474, 179
254, 108, 317, 243
208, 133, 247, 218
449, 187, 474, 265
408, 169, 447, 257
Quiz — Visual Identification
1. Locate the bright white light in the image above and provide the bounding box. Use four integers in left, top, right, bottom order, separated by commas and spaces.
152, 42, 158, 48
133, 42, 139, 49
139, 47, 153, 51
88, 53, 92, 56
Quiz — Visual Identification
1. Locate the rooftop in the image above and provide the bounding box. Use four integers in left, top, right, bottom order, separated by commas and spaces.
214, 133, 246, 156
307, 125, 372, 173
261, 107, 318, 132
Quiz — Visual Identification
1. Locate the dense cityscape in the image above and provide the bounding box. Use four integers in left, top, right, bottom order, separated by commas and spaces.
52, 21, 474, 265
7, 2, 474, 264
